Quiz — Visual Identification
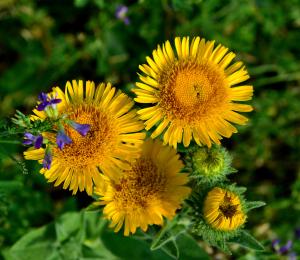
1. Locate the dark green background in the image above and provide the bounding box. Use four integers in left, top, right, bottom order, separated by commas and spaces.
0, 0, 300, 259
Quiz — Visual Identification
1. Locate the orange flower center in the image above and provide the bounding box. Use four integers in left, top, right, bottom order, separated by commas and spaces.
159, 60, 230, 124
55, 104, 118, 168
113, 157, 166, 210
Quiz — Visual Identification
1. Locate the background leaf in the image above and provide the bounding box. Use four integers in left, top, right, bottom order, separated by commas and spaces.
229, 230, 265, 251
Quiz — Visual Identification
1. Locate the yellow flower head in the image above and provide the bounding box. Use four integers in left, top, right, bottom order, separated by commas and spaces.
203, 187, 246, 231
133, 36, 253, 148
95, 139, 191, 236
24, 80, 145, 195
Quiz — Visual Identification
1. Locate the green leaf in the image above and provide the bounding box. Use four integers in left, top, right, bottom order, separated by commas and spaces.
151, 219, 209, 259
83, 211, 107, 238
235, 186, 247, 194
246, 201, 266, 211
55, 212, 83, 243
3, 223, 57, 260
57, 240, 83, 260
151, 217, 186, 250
229, 230, 264, 251
158, 239, 179, 259
101, 230, 170, 260
176, 234, 210, 260
214, 240, 232, 255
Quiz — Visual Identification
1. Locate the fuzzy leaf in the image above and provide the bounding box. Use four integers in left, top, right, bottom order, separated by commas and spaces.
55, 212, 84, 243
159, 239, 179, 259
153, 233, 210, 259
228, 167, 238, 174
101, 229, 170, 259
229, 230, 264, 251
235, 186, 247, 194
3, 223, 57, 260
214, 240, 232, 255
246, 201, 266, 211
176, 234, 210, 260
83, 211, 107, 238
151, 217, 186, 250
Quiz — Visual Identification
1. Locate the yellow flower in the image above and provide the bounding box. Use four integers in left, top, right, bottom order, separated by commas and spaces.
203, 187, 246, 231
133, 36, 253, 148
95, 139, 191, 236
24, 80, 145, 195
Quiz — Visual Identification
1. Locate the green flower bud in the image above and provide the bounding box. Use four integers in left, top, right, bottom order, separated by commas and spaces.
188, 145, 235, 184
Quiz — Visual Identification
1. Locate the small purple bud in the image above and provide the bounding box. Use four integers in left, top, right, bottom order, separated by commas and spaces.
56, 130, 72, 150
279, 240, 292, 254
38, 92, 48, 103
115, 5, 128, 19
37, 92, 62, 111
49, 93, 62, 108
24, 132, 35, 140
295, 228, 300, 239
42, 149, 52, 170
50, 98, 62, 105
115, 5, 130, 25
23, 132, 34, 145
34, 135, 43, 149
23, 139, 33, 145
37, 102, 48, 111
124, 17, 130, 25
23, 133, 43, 148
69, 121, 91, 136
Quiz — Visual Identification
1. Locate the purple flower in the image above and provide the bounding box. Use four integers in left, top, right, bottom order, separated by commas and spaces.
56, 130, 72, 150
115, 5, 130, 25
43, 149, 52, 170
295, 228, 300, 239
37, 92, 61, 111
69, 121, 91, 136
272, 239, 294, 255
23, 133, 43, 149
279, 240, 292, 254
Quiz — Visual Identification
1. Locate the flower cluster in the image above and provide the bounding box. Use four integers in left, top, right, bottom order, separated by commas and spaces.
271, 228, 300, 260
15, 89, 92, 172
15, 37, 264, 253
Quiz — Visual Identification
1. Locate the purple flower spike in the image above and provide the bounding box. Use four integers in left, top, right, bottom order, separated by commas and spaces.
115, 5, 130, 25
43, 149, 52, 170
56, 130, 72, 150
70, 121, 91, 136
23, 132, 43, 148
279, 240, 292, 254
37, 92, 62, 111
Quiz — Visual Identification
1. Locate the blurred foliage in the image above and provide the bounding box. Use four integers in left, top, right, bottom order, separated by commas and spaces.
0, 0, 300, 259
